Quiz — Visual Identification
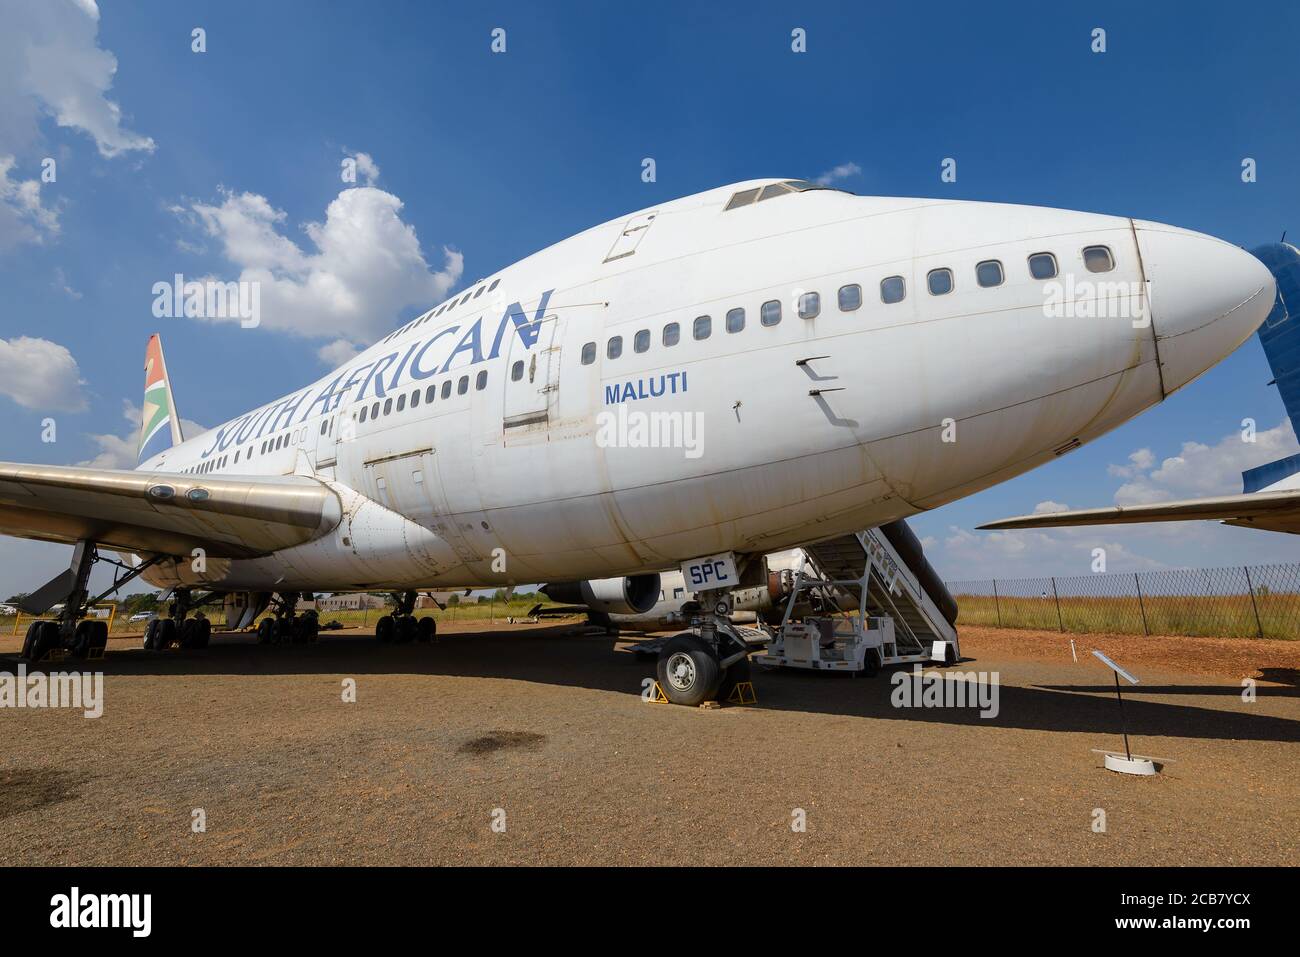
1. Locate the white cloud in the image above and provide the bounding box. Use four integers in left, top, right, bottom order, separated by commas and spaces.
182, 179, 463, 345
1033, 500, 1069, 514
0, 0, 154, 158
814, 161, 862, 186
53, 265, 81, 298
79, 399, 206, 470
317, 338, 360, 367
0, 154, 60, 250
1113, 421, 1299, 505
937, 523, 1170, 580
0, 335, 87, 411
345, 150, 380, 185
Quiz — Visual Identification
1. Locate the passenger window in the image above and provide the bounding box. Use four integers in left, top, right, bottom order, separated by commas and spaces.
726, 307, 745, 333
512, 360, 525, 380
927, 268, 953, 296
457, 375, 468, 395
693, 315, 711, 340
607, 336, 623, 360
383, 398, 393, 416
761, 300, 781, 326
396, 394, 406, 412
1083, 245, 1114, 273
473, 286, 485, 298
976, 260, 1004, 288
410, 389, 420, 408
1028, 253, 1057, 280
838, 284, 862, 311
476, 370, 488, 390
581, 342, 596, 365
634, 329, 650, 353
441, 381, 452, 399
798, 291, 820, 319
663, 322, 680, 346
320, 422, 328, 435
488, 278, 500, 291
425, 385, 436, 403
880, 276, 906, 304
371, 402, 379, 419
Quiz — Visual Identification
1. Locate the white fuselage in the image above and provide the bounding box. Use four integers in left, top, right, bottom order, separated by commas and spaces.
137, 179, 1272, 592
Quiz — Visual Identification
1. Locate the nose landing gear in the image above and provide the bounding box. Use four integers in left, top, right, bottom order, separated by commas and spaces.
653, 588, 763, 706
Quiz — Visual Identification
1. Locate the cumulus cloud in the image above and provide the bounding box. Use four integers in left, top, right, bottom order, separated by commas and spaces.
1112, 421, 1299, 505
344, 150, 379, 186
937, 522, 1170, 581
814, 161, 862, 186
79, 399, 207, 470
317, 338, 360, 367
0, 154, 60, 250
0, 335, 87, 411
181, 178, 463, 348
0, 0, 154, 158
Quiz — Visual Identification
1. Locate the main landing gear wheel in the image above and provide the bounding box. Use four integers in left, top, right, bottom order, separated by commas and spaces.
22, 620, 58, 661
375, 615, 395, 643
256, 618, 275, 644
394, 615, 417, 644
69, 619, 108, 659
655, 634, 722, 706
416, 616, 436, 642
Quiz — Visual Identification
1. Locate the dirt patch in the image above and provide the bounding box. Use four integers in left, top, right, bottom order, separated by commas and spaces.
0, 767, 84, 820
957, 625, 1300, 685
458, 730, 547, 756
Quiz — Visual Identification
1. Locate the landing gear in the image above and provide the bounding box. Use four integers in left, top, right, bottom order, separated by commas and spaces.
653, 586, 761, 706
656, 634, 722, 706
253, 593, 317, 644
375, 590, 434, 644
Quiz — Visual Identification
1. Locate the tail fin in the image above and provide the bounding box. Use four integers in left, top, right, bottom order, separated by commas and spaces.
1245, 242, 1300, 492
137, 333, 184, 465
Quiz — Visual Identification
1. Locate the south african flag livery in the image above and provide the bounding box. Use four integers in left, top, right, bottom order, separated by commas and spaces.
138, 334, 183, 465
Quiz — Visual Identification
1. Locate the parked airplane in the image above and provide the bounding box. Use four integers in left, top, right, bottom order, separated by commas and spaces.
0, 178, 1275, 702
981, 242, 1300, 535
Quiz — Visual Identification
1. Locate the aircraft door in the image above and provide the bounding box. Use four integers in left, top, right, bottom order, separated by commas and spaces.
502, 313, 560, 437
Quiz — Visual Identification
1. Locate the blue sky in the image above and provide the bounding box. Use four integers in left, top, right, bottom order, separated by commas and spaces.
1, 0, 1298, 598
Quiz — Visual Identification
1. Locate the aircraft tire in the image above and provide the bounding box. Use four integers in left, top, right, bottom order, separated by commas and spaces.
70, 619, 96, 658
375, 615, 395, 643
394, 615, 417, 644
655, 634, 721, 706
143, 618, 160, 650
256, 618, 275, 644
416, 616, 436, 642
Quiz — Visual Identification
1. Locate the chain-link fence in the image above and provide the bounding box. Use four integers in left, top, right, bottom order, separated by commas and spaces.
947, 563, 1300, 640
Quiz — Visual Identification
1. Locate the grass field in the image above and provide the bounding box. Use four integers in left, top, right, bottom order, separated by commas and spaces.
953, 592, 1299, 640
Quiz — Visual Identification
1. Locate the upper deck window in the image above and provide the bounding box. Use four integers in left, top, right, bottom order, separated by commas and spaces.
1083, 245, 1115, 273
1028, 253, 1058, 280
723, 179, 849, 212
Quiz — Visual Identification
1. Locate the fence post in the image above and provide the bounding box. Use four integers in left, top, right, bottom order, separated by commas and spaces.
992, 579, 1002, 628
1050, 577, 1064, 632
1134, 573, 1149, 636
1243, 566, 1264, 639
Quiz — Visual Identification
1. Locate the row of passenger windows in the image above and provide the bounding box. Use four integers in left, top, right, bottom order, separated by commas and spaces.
579, 245, 1117, 363
183, 424, 308, 474
352, 369, 490, 424
383, 277, 504, 343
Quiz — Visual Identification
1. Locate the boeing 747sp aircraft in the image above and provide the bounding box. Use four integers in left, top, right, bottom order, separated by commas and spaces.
0, 179, 1275, 703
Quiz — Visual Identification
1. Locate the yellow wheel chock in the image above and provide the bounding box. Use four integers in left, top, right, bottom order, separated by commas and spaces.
726, 681, 757, 705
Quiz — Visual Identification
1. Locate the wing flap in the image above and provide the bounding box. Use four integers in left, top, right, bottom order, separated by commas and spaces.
0, 462, 342, 558
978, 489, 1300, 535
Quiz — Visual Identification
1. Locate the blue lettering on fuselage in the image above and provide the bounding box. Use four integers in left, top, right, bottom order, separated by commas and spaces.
199, 289, 555, 458
603, 370, 688, 405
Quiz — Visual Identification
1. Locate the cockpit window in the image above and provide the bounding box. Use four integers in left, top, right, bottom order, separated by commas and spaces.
724, 180, 849, 211
724, 188, 761, 210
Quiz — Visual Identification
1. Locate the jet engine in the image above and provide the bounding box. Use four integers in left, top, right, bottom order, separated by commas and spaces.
541, 574, 661, 615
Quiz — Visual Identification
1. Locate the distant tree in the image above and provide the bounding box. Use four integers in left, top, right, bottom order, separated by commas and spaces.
5, 593, 28, 604
447, 594, 460, 606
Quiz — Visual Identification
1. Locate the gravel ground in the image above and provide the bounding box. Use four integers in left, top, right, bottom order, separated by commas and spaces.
0, 621, 1295, 866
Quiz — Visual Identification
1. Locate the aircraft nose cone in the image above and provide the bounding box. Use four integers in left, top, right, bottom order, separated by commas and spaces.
1136, 221, 1275, 395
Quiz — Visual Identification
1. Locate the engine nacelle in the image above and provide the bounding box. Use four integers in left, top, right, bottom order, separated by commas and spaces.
542, 574, 661, 615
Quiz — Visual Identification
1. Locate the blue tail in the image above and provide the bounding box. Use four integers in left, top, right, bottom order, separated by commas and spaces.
1245, 242, 1300, 492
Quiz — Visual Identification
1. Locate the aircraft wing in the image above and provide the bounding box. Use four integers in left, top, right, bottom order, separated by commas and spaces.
0, 461, 342, 559
979, 489, 1300, 535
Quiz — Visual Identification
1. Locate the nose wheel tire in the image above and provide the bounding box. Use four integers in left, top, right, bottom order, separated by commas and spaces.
655, 634, 722, 706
